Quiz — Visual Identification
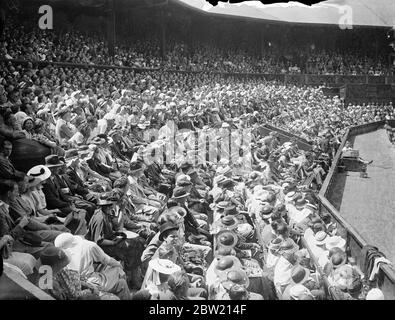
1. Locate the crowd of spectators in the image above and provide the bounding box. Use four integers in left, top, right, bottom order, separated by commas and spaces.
0, 16, 393, 75
0, 51, 393, 299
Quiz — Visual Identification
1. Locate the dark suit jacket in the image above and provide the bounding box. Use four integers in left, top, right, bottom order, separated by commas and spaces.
42, 176, 71, 211
64, 168, 89, 197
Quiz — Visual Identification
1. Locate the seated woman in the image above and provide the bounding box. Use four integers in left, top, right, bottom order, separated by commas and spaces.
21, 117, 35, 140
32, 119, 64, 156
167, 270, 207, 300
86, 199, 145, 289
38, 246, 118, 300
54, 233, 131, 300
4, 180, 65, 243
0, 186, 53, 260
0, 232, 36, 278
141, 258, 182, 300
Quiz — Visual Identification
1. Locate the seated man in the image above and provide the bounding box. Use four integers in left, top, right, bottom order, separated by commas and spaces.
86, 199, 145, 289
0, 140, 25, 182
41, 155, 87, 235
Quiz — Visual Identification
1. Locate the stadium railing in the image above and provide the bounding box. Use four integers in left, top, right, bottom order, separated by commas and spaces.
318, 120, 395, 300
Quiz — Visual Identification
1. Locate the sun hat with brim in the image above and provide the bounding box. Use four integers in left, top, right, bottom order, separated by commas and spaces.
149, 258, 181, 275
91, 137, 106, 145
159, 222, 179, 241
217, 215, 239, 231
290, 265, 310, 285
39, 246, 70, 272
259, 203, 274, 218
54, 233, 83, 249
27, 165, 51, 182
171, 187, 190, 200
216, 230, 238, 248
366, 288, 385, 300
175, 174, 192, 187
214, 255, 242, 278
45, 155, 65, 168
289, 284, 313, 300
314, 231, 328, 246
221, 269, 250, 290
279, 239, 299, 257
268, 238, 284, 253
26, 176, 41, 188
325, 236, 346, 252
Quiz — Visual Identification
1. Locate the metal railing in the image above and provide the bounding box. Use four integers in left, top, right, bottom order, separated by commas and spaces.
317, 120, 395, 299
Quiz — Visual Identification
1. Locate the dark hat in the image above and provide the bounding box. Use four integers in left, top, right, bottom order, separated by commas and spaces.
214, 256, 242, 277
171, 187, 190, 200
330, 251, 347, 269
291, 265, 310, 285
159, 222, 179, 241
217, 215, 239, 230
45, 155, 65, 168
221, 269, 250, 290
216, 230, 238, 248
224, 205, 238, 216
39, 246, 70, 270
19, 232, 42, 247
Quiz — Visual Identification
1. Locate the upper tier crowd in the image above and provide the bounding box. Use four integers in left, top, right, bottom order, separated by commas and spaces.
0, 17, 393, 75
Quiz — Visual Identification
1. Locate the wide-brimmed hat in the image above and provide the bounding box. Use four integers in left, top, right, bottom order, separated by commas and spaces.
159, 222, 179, 241
26, 176, 41, 188
216, 230, 238, 248
214, 255, 242, 278
325, 236, 346, 252
221, 269, 250, 290
290, 265, 310, 285
27, 165, 51, 182
175, 174, 192, 187
45, 155, 65, 168
295, 196, 307, 210
217, 215, 239, 231
314, 231, 328, 246
149, 258, 181, 275
259, 203, 274, 219
39, 246, 70, 272
268, 237, 284, 253
171, 187, 190, 200
289, 284, 313, 300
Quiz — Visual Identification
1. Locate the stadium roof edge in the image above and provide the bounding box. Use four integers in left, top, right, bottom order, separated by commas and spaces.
169, 0, 395, 29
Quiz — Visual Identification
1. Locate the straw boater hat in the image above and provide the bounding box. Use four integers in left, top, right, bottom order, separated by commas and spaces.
314, 231, 328, 246
325, 236, 346, 252
149, 258, 181, 275
27, 165, 51, 182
